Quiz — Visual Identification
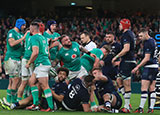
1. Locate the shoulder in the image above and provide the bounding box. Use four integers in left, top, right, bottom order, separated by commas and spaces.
72, 41, 79, 47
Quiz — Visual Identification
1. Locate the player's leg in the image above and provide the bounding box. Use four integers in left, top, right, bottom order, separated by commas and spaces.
116, 77, 125, 95
27, 73, 39, 107
10, 59, 21, 103
17, 80, 28, 101
134, 80, 150, 113
10, 95, 33, 109
148, 80, 156, 113
147, 68, 158, 113
6, 78, 12, 103
123, 78, 131, 110
4, 59, 12, 103
17, 58, 30, 101
37, 65, 54, 110
103, 93, 115, 112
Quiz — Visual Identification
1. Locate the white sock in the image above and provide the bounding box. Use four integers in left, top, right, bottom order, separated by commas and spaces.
124, 91, 131, 109
119, 86, 125, 96
139, 91, 148, 108
150, 91, 156, 109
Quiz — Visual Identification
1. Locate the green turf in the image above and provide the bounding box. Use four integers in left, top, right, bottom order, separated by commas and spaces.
0, 90, 160, 114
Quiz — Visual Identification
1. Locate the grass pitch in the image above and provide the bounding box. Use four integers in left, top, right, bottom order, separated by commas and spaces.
0, 90, 160, 115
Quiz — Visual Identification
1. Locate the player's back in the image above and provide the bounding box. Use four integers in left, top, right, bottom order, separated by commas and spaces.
143, 37, 158, 66
121, 30, 135, 61
31, 33, 50, 67
63, 78, 90, 110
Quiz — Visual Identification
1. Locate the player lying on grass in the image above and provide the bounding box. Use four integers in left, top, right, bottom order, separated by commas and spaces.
0, 67, 69, 112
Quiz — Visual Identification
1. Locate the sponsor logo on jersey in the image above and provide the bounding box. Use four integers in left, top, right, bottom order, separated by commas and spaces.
71, 54, 77, 59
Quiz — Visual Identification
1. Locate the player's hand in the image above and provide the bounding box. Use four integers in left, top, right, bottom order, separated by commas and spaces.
112, 57, 117, 64
90, 53, 97, 58
25, 63, 30, 69
91, 105, 98, 112
99, 60, 104, 67
53, 37, 60, 42
131, 66, 139, 74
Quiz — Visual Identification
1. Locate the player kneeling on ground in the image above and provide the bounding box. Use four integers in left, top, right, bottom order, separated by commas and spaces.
91, 68, 122, 113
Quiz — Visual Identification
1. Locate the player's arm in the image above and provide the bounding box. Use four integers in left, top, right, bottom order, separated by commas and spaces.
79, 45, 90, 53
26, 46, 39, 68
49, 41, 62, 51
82, 104, 92, 112
112, 43, 130, 63
8, 31, 29, 47
132, 53, 150, 73
51, 90, 64, 102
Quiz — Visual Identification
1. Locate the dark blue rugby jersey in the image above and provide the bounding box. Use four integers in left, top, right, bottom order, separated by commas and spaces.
63, 78, 90, 110
52, 81, 68, 96
121, 30, 135, 60
95, 76, 116, 96
143, 37, 158, 66
102, 42, 121, 77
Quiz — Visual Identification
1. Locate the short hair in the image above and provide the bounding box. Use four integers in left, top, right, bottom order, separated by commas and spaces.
30, 22, 39, 27
32, 19, 43, 23
83, 75, 95, 83
139, 28, 148, 33
59, 34, 68, 43
92, 67, 102, 72
102, 45, 111, 52
57, 67, 69, 76
80, 30, 90, 37
106, 31, 115, 36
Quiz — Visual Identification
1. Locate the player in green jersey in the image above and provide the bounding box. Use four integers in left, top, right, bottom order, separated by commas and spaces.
81, 45, 111, 72
56, 35, 92, 80
4, 18, 27, 103
43, 19, 61, 68
17, 20, 45, 101
25, 22, 54, 111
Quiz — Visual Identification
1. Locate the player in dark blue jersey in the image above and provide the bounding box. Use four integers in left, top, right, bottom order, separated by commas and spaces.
100, 32, 121, 88
59, 75, 95, 112
91, 68, 122, 113
112, 18, 136, 113
40, 67, 69, 112
132, 28, 158, 113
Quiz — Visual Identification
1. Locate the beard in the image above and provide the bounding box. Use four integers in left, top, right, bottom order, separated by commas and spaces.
58, 78, 65, 82
64, 43, 72, 48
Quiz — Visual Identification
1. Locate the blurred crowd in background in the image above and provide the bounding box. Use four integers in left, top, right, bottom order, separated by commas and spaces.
0, 10, 160, 81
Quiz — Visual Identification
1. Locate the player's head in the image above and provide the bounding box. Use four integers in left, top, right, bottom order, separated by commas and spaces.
47, 19, 57, 33
119, 18, 131, 31
57, 67, 69, 82
15, 18, 26, 31
91, 67, 103, 78
32, 19, 43, 23
59, 35, 72, 48
30, 22, 40, 34
80, 31, 90, 44
100, 45, 111, 57
138, 28, 149, 41
83, 75, 95, 88
104, 31, 115, 44
32, 19, 45, 34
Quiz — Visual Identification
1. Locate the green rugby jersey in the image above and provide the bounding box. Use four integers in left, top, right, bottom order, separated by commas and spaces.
5, 29, 24, 61
31, 33, 51, 67
81, 48, 104, 72
23, 32, 32, 60
43, 31, 60, 60
57, 42, 81, 71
